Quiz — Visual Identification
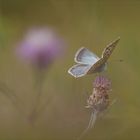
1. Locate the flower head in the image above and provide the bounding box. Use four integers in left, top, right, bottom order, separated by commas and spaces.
16, 28, 64, 69
93, 75, 111, 91
86, 75, 111, 112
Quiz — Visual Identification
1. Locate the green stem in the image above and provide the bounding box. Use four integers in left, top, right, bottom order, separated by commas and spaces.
29, 68, 45, 124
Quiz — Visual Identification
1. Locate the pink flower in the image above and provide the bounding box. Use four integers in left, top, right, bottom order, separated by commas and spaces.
93, 75, 111, 92
86, 75, 111, 112
16, 28, 64, 69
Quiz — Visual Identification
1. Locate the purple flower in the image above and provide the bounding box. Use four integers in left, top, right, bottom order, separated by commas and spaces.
86, 75, 111, 112
79, 76, 112, 138
16, 28, 64, 69
79, 76, 112, 139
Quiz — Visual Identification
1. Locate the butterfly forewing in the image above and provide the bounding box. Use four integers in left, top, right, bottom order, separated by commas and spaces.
87, 37, 120, 74
75, 47, 100, 65
102, 37, 120, 61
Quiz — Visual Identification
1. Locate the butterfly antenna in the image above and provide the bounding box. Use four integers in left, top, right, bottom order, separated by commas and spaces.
110, 59, 124, 63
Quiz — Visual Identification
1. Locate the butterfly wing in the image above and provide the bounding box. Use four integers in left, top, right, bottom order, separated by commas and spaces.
87, 58, 107, 74
74, 47, 100, 65
68, 64, 92, 78
68, 37, 120, 77
87, 37, 120, 74
101, 37, 120, 61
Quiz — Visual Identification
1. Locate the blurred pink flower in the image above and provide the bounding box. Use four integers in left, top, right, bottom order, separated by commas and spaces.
16, 28, 64, 69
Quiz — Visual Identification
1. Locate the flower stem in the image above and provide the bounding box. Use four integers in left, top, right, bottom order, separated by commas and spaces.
0, 82, 24, 115
77, 110, 98, 140
29, 68, 45, 124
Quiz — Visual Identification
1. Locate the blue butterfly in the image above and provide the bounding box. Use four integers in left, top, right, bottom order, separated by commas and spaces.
68, 37, 120, 78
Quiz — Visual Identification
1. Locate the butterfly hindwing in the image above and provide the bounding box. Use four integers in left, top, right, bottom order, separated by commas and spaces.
74, 47, 100, 65
68, 64, 92, 78
87, 58, 107, 74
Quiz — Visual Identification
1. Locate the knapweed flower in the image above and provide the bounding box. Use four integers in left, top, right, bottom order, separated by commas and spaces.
78, 76, 112, 139
16, 28, 64, 69
16, 28, 65, 124
86, 75, 111, 111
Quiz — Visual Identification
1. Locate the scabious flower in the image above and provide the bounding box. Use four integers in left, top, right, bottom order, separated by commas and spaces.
16, 28, 64, 69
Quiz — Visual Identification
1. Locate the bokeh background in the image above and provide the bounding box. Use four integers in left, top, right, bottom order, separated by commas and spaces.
0, 0, 140, 140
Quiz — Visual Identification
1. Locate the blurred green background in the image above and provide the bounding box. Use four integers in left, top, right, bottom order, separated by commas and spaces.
0, 0, 140, 140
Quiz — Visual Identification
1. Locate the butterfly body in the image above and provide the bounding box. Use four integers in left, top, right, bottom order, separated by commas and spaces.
68, 37, 120, 78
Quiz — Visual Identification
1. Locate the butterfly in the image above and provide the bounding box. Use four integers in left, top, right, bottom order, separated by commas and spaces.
68, 37, 120, 78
